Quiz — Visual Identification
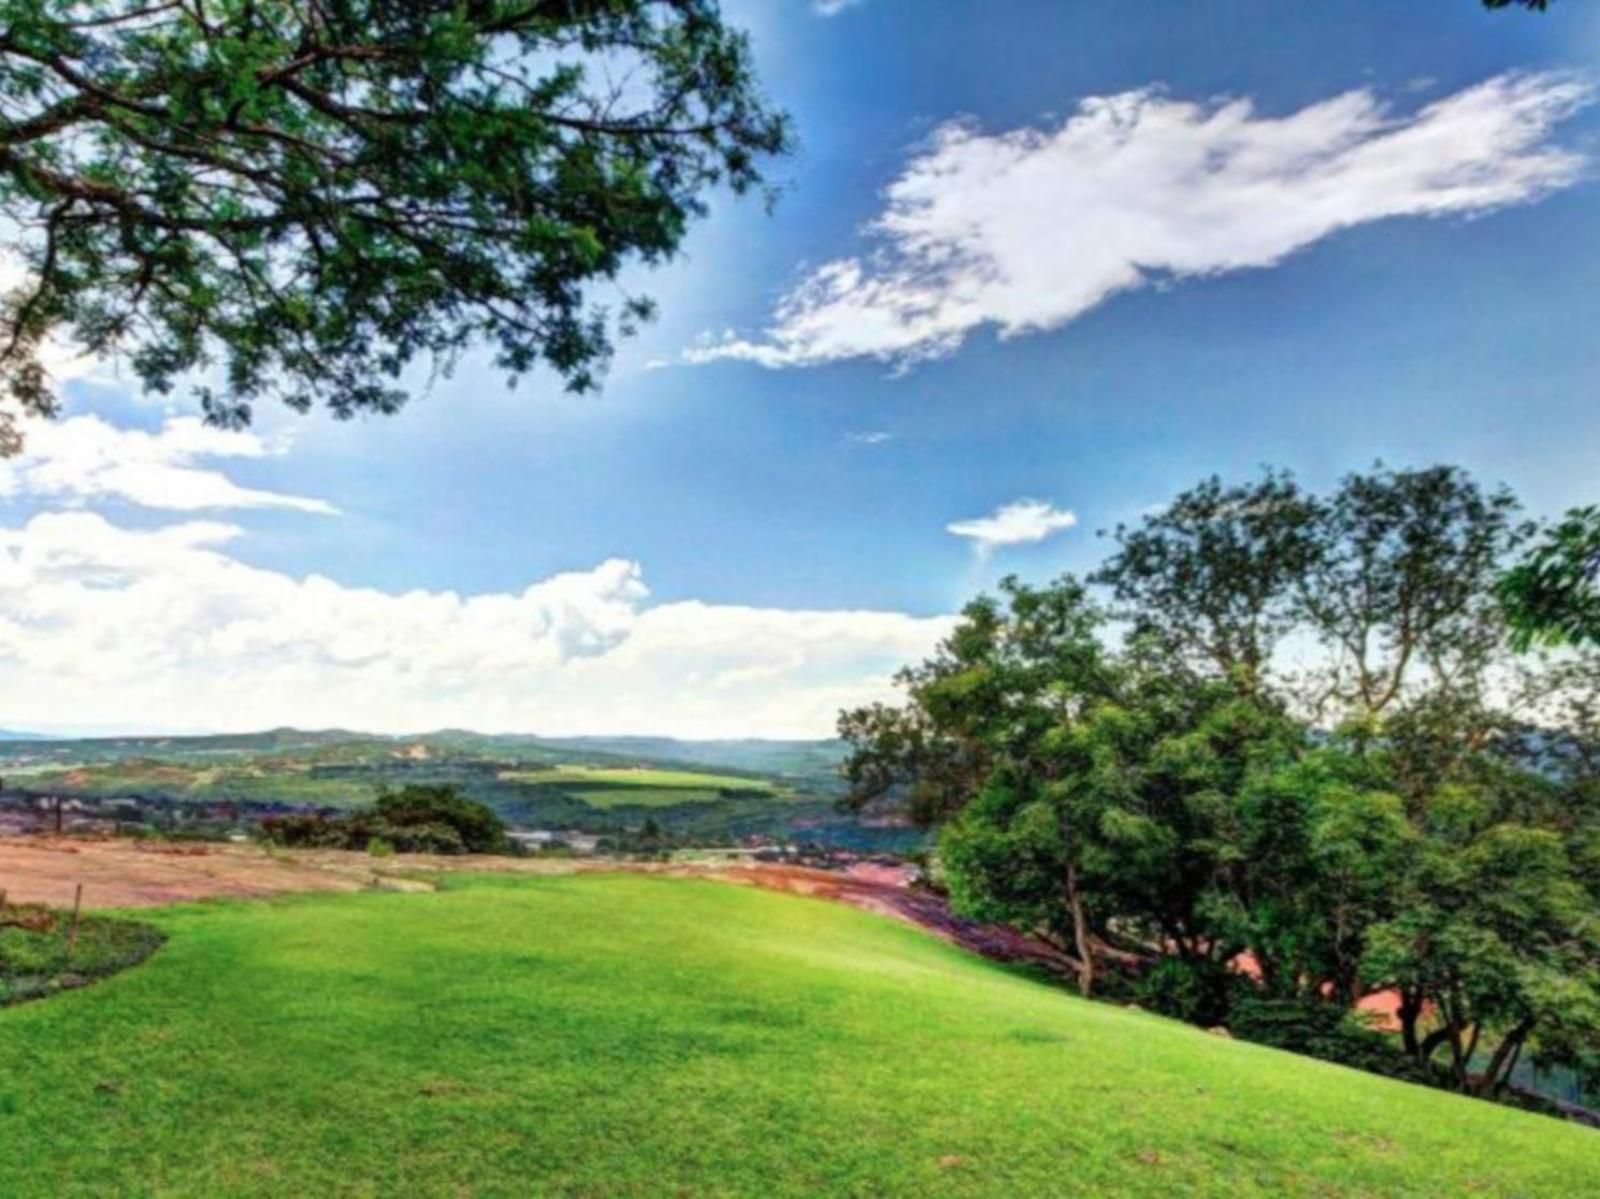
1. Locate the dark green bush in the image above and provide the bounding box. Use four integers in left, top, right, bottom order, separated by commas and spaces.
1134, 957, 1235, 1027
260, 785, 505, 855
260, 811, 349, 848
374, 785, 506, 853
381, 820, 465, 855
1230, 997, 1442, 1087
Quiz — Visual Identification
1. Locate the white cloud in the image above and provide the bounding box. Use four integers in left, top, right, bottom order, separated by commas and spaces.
846, 430, 894, 446
689, 72, 1593, 370
813, 0, 863, 14
947, 499, 1077, 555
0, 512, 950, 739
0, 413, 337, 514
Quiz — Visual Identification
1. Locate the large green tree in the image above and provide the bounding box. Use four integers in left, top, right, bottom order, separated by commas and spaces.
0, 0, 788, 450
846, 465, 1600, 1105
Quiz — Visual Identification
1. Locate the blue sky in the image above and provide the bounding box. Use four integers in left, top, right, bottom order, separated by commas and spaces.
2, 0, 1597, 737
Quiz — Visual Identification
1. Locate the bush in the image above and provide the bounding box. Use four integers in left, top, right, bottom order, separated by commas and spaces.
382, 820, 465, 855
1, 909, 165, 1008
374, 785, 506, 853
1230, 997, 1442, 1087
259, 785, 505, 855
260, 811, 349, 848
1134, 957, 1235, 1027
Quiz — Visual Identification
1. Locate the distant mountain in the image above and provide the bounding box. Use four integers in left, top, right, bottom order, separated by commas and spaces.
0, 726, 889, 847
0, 730, 60, 741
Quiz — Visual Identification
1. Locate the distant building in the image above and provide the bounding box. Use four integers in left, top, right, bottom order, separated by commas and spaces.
507, 829, 601, 855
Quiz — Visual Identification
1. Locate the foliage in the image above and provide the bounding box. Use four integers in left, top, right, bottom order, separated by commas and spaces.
1364, 820, 1600, 1096
0, 0, 789, 450
1134, 957, 1234, 1027
3, 874, 1598, 1196
1228, 997, 1441, 1088
1092, 470, 1317, 693
257, 810, 348, 849
373, 783, 505, 852
842, 464, 1600, 1109
261, 783, 505, 854
0, 904, 164, 1007
1498, 506, 1600, 650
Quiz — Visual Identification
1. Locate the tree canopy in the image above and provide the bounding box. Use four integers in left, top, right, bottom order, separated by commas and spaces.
0, 0, 789, 451
1499, 507, 1600, 651
843, 465, 1600, 1108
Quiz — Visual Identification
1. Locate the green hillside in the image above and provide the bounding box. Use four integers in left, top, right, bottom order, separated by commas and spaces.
0, 730, 868, 845
1, 875, 1593, 1197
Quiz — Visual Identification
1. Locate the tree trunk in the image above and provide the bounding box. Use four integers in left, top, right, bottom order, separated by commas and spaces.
1419, 1026, 1454, 1070
1065, 860, 1094, 998
1495, 1034, 1527, 1099
1398, 989, 1423, 1059
1440, 995, 1472, 1091
1477, 1019, 1534, 1098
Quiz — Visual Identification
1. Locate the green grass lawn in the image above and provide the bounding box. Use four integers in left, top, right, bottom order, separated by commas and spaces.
1, 875, 1595, 1197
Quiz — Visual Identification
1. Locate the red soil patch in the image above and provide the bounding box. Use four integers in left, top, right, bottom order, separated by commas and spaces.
701, 863, 1075, 974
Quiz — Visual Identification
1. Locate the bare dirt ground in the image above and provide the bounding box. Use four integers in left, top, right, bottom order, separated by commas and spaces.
706, 863, 1074, 973
0, 837, 1071, 974
0, 836, 592, 908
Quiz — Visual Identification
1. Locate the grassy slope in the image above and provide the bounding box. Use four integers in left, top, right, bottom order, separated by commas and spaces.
1, 876, 1595, 1198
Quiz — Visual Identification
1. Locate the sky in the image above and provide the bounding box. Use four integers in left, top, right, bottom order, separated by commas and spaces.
2, 0, 1598, 739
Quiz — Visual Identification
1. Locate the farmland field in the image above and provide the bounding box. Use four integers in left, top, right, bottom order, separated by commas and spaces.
1, 874, 1594, 1197
501, 764, 783, 808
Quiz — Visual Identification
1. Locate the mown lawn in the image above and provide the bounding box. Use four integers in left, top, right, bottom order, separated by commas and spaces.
0, 874, 1595, 1197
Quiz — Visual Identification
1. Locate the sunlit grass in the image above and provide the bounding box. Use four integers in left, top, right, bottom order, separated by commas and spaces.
0, 874, 1593, 1197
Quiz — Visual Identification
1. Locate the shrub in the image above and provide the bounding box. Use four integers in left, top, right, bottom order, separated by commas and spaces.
374, 785, 506, 853
1, 911, 165, 1008
259, 786, 505, 855
260, 812, 349, 848
384, 820, 465, 855
1230, 997, 1442, 1087
1134, 958, 1235, 1027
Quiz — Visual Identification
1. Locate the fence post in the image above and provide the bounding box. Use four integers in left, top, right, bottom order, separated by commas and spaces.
66, 882, 83, 949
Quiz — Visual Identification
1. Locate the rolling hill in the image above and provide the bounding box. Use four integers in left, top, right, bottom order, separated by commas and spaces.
0, 729, 874, 846
0, 874, 1593, 1196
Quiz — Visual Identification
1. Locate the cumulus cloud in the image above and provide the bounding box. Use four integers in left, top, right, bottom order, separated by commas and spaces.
0, 512, 950, 738
0, 413, 337, 514
689, 72, 1593, 370
947, 499, 1077, 555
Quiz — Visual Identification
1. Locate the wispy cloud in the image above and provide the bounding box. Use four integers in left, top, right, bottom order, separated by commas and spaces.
846, 430, 894, 446
688, 72, 1593, 371
813, 0, 863, 14
947, 499, 1077, 556
0, 413, 337, 514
